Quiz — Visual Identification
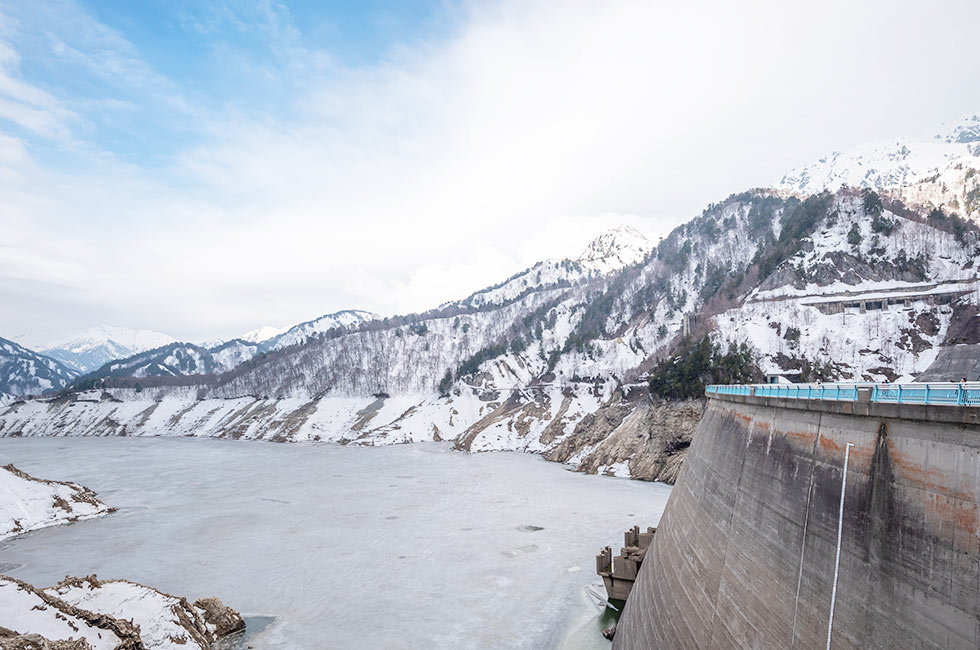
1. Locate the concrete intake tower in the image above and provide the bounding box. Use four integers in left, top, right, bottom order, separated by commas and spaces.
614, 387, 980, 649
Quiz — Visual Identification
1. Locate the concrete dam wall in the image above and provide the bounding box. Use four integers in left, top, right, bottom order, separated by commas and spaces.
614, 392, 980, 650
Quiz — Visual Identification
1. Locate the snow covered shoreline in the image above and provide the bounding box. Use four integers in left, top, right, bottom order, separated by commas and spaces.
0, 387, 702, 484
0, 574, 245, 650
0, 466, 246, 649
0, 463, 114, 541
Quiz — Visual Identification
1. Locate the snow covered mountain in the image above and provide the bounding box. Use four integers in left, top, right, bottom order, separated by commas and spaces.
71, 338, 263, 388
444, 225, 653, 311
0, 337, 78, 400
68, 228, 652, 389
265, 309, 379, 350
40, 325, 177, 373
576, 224, 654, 273
778, 113, 980, 220
238, 325, 288, 344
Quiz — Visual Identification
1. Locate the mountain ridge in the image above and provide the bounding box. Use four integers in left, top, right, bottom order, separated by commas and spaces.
0, 337, 79, 400
778, 113, 980, 221
40, 326, 178, 374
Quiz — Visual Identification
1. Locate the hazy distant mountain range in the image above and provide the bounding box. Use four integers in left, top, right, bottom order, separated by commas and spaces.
39, 326, 177, 374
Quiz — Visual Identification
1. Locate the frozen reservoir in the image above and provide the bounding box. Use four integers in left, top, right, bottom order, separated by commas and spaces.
0, 437, 670, 649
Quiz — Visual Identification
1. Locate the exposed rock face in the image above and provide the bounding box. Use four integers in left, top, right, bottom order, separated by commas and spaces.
546, 395, 702, 483
0, 632, 93, 650
192, 597, 246, 638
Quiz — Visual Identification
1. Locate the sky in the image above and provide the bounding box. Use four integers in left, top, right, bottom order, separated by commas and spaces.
2, 0, 980, 347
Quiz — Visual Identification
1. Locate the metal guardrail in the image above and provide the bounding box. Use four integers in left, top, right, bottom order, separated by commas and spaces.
705, 382, 980, 406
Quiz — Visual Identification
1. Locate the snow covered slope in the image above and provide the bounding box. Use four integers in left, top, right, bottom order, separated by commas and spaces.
445, 225, 653, 311
0, 385, 699, 483
40, 325, 177, 373
714, 191, 980, 381
0, 574, 243, 650
0, 464, 112, 541
576, 224, 654, 273
0, 337, 78, 399
64, 227, 650, 389
265, 309, 379, 350
73, 339, 261, 387
49, 576, 244, 650
0, 575, 131, 650
778, 113, 980, 220
238, 324, 288, 344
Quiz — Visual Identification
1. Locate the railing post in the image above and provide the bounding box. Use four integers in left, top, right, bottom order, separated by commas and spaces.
898, 384, 903, 404
925, 384, 930, 405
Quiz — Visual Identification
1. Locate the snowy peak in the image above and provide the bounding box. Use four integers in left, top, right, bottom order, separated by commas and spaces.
40, 325, 177, 373
777, 112, 980, 220
238, 325, 289, 344
576, 225, 654, 273
446, 224, 654, 312
267, 309, 380, 349
935, 113, 980, 144
42, 325, 176, 353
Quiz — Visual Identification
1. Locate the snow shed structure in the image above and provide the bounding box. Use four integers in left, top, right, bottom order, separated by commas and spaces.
613, 388, 980, 650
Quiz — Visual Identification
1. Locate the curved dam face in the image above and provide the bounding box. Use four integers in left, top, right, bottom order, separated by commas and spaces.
614, 393, 980, 650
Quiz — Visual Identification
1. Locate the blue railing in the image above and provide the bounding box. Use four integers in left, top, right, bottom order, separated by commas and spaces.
705, 382, 980, 406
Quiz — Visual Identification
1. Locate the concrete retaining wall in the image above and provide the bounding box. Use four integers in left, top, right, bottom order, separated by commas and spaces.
614, 393, 980, 650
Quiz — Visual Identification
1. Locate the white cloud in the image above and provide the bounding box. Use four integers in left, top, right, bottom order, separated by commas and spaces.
2, 0, 980, 346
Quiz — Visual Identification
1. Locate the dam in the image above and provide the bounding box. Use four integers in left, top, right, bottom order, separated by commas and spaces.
614, 383, 980, 650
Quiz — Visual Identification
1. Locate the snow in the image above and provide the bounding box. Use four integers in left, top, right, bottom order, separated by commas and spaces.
238, 325, 289, 344
777, 113, 980, 219
42, 326, 176, 357
0, 577, 122, 650
445, 225, 653, 312
39, 325, 177, 373
714, 297, 953, 382
50, 578, 216, 650
597, 461, 631, 478
267, 309, 379, 350
0, 464, 112, 540
576, 225, 654, 274
796, 280, 979, 305
0, 380, 626, 477
0, 336, 78, 398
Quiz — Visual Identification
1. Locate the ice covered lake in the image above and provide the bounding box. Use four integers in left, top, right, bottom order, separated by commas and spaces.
0, 437, 672, 649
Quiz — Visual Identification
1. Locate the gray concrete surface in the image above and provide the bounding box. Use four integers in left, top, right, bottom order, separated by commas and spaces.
613, 392, 980, 650
917, 344, 980, 382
